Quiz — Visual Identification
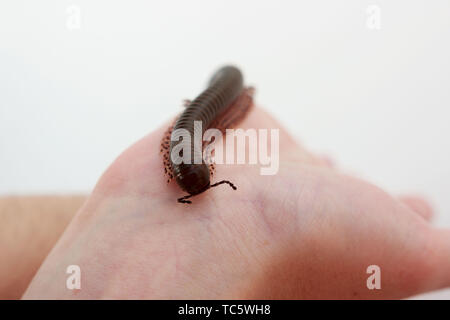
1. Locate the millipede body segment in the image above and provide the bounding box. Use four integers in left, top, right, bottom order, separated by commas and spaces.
163, 65, 254, 203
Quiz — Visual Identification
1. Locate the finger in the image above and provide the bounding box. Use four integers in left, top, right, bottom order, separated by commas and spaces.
398, 196, 434, 221
428, 228, 450, 290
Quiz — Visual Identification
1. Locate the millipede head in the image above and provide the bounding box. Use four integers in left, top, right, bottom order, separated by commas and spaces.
174, 163, 210, 196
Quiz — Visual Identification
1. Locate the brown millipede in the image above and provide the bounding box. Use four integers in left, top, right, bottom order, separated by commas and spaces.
160, 65, 254, 204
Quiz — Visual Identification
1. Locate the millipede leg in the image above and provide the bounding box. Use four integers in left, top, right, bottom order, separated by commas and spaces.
161, 118, 177, 183
182, 99, 192, 108
209, 163, 215, 177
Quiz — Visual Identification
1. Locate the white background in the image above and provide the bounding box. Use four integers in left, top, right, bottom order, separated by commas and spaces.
0, 1, 449, 298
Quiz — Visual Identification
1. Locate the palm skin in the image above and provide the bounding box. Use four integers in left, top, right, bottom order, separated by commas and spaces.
23, 107, 449, 299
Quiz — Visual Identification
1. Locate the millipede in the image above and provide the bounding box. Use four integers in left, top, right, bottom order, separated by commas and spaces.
160, 65, 254, 204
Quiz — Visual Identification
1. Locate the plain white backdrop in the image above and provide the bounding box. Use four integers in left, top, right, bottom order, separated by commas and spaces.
1, 1, 449, 298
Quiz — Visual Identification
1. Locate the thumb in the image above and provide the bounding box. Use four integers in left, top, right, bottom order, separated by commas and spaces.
398, 195, 434, 221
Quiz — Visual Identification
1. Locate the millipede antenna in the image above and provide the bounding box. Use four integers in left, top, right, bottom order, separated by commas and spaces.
177, 180, 237, 204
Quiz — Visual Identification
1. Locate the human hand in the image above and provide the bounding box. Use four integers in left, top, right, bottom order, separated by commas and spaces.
23, 107, 450, 299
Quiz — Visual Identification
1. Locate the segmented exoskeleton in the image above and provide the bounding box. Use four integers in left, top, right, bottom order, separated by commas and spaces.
161, 66, 254, 203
